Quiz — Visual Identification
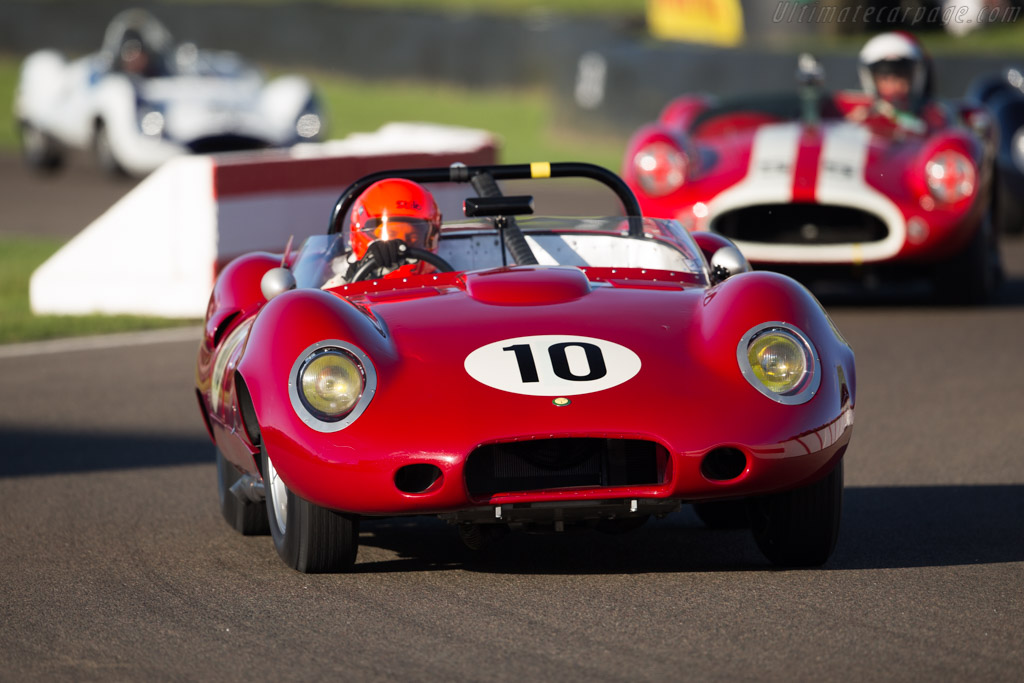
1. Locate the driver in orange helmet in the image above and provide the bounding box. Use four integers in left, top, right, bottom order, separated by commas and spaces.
327, 178, 442, 285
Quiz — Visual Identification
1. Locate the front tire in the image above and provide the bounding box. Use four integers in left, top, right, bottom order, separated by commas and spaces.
993, 169, 1024, 235
216, 448, 269, 536
748, 459, 843, 567
19, 121, 64, 172
262, 445, 359, 573
933, 216, 1001, 305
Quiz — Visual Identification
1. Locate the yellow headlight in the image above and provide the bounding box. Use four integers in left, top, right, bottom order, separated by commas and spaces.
747, 332, 807, 394
299, 351, 363, 419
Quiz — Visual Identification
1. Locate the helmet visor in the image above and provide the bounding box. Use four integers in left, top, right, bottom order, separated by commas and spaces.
359, 216, 436, 250
870, 58, 914, 80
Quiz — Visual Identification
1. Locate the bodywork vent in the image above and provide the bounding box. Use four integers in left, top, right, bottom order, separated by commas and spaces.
465, 438, 667, 498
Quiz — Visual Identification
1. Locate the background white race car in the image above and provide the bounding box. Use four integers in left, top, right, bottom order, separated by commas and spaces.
14, 8, 326, 176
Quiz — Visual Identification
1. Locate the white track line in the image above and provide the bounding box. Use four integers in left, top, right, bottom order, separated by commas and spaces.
0, 326, 204, 359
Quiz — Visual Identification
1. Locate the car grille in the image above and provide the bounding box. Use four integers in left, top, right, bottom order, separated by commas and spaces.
465, 438, 667, 498
187, 135, 268, 154
712, 204, 889, 245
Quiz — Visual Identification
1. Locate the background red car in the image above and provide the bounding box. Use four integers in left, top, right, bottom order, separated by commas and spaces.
623, 59, 1003, 304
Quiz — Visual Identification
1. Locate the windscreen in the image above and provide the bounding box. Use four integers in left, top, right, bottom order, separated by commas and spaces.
297, 216, 708, 288
439, 216, 707, 278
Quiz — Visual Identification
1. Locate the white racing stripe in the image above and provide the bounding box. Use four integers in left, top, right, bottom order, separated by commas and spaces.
712, 121, 907, 264
706, 122, 801, 215
0, 325, 203, 360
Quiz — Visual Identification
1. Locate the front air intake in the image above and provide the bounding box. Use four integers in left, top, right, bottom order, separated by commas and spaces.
465, 438, 667, 498
394, 464, 443, 494
700, 447, 748, 481
713, 204, 888, 245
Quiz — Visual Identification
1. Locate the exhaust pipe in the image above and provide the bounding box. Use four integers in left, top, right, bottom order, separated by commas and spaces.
229, 474, 265, 503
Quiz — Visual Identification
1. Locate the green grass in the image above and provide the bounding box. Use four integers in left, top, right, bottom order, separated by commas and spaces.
0, 237, 197, 344
0, 56, 18, 152
311, 72, 626, 170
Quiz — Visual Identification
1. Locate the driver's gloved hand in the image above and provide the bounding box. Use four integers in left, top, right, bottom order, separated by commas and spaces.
364, 239, 409, 270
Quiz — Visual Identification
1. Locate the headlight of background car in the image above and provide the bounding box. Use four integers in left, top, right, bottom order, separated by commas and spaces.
296, 113, 322, 139
295, 97, 323, 139
136, 102, 167, 137
737, 322, 820, 405
925, 149, 975, 204
632, 140, 687, 197
289, 341, 377, 432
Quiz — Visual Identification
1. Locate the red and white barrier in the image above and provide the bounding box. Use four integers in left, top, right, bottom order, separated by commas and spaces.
30, 122, 497, 318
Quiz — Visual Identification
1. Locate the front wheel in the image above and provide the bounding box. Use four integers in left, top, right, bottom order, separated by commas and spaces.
748, 460, 843, 567
262, 445, 359, 573
19, 121, 64, 172
932, 216, 1001, 305
993, 170, 1024, 235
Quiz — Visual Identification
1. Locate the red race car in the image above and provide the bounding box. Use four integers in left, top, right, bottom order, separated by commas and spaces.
622, 56, 1002, 304
196, 162, 855, 572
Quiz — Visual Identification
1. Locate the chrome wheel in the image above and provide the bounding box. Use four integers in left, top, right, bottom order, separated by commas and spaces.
265, 452, 289, 535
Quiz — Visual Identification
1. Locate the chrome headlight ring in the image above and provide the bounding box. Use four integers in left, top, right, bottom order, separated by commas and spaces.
288, 340, 377, 433
737, 321, 821, 405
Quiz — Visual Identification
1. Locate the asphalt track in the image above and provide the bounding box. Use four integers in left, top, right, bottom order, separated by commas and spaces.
1, 154, 1023, 681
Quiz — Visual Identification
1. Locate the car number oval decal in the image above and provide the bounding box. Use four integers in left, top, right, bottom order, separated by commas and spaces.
464, 335, 641, 396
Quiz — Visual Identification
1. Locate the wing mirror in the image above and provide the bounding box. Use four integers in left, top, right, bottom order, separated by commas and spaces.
261, 267, 296, 301
692, 232, 752, 284
709, 245, 751, 284
796, 52, 824, 88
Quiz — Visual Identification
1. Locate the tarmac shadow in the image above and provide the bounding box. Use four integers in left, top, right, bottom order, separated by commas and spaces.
0, 428, 212, 477
353, 484, 1024, 574
3, 429, 1018, 573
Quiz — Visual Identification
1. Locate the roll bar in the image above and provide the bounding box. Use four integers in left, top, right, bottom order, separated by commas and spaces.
328, 162, 645, 237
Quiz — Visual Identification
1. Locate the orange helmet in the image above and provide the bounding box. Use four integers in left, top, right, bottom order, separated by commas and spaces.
349, 179, 442, 263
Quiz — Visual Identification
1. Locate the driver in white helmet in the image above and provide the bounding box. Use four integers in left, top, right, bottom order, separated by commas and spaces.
848, 31, 939, 134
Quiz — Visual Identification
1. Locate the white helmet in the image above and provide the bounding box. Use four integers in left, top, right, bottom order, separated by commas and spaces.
858, 32, 931, 109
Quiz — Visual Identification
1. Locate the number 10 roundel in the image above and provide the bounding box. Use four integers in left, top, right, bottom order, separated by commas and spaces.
464, 335, 642, 397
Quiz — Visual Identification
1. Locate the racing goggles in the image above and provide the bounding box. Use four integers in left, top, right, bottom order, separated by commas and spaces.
358, 216, 436, 249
